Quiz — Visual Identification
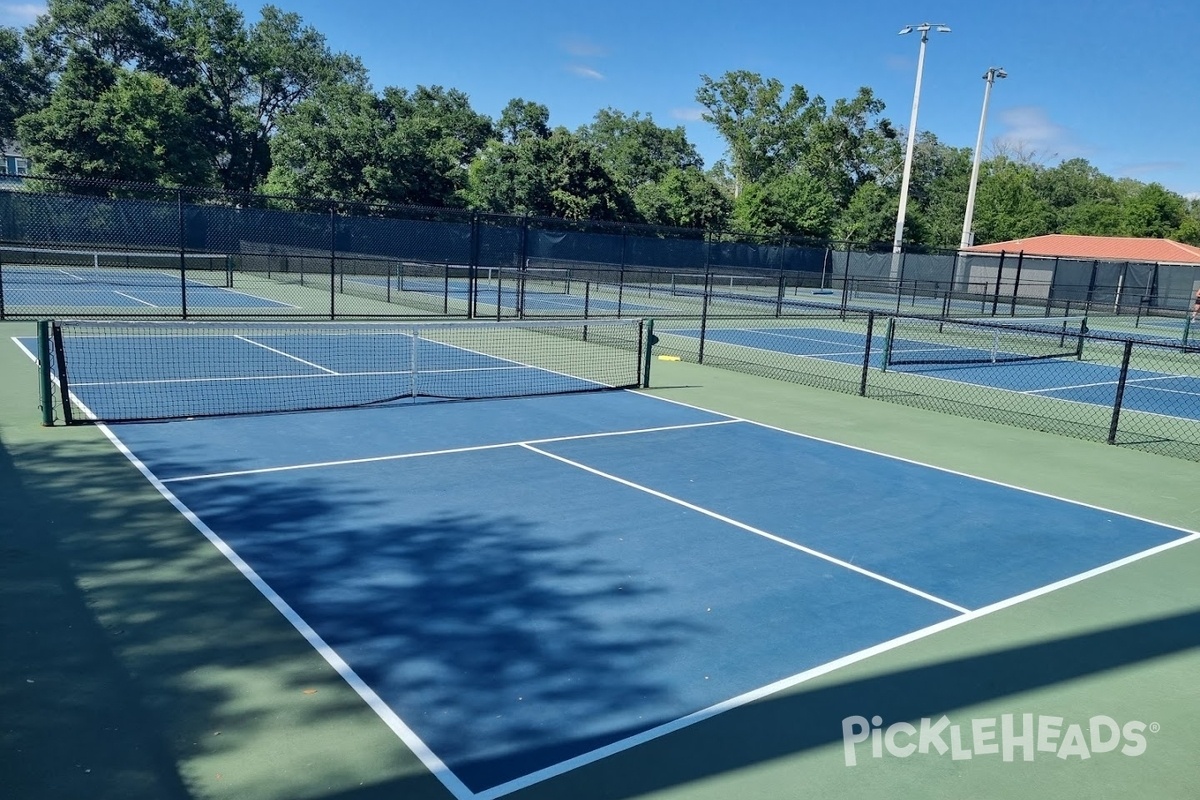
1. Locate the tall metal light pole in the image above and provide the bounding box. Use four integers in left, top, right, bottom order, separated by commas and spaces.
891, 23, 951, 276
959, 67, 1007, 250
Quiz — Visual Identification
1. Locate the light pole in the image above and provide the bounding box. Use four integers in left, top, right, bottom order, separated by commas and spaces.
959, 67, 1007, 250
891, 23, 951, 277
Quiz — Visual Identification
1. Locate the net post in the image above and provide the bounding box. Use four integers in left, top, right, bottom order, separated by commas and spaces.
880, 316, 896, 373
50, 321, 73, 425
698, 271, 712, 364
0, 247, 6, 320
641, 319, 656, 388
584, 280, 591, 319
1183, 313, 1193, 347
859, 311, 875, 395
37, 320, 54, 426
1107, 340, 1134, 445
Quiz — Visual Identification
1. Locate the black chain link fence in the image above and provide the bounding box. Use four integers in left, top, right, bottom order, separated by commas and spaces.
2, 175, 1198, 460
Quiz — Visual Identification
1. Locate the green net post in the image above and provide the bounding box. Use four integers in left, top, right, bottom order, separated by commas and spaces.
37, 320, 54, 426
880, 317, 896, 373
1183, 314, 1193, 347
641, 319, 657, 387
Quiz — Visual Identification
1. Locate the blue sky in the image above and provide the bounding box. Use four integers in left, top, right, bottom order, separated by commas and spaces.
3, 0, 1197, 197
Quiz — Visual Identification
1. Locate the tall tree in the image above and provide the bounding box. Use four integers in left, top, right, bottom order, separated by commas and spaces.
971, 158, 1056, 242
264, 82, 493, 207
632, 167, 730, 229
695, 71, 820, 197
1120, 182, 1186, 238
577, 108, 702, 193
730, 172, 838, 238
496, 98, 550, 143
0, 26, 47, 142
465, 128, 632, 220
18, 50, 211, 184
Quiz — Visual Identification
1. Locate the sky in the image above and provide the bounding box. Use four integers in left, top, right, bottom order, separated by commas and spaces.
2, 0, 1198, 198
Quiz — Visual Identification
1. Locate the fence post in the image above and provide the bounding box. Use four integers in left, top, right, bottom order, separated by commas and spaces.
859, 311, 875, 396
468, 212, 479, 319
1009, 251, 1025, 316
618, 224, 627, 317
328, 204, 337, 320
178, 189, 188, 319
990, 250, 1006, 316
698, 270, 712, 364
1106, 340, 1134, 445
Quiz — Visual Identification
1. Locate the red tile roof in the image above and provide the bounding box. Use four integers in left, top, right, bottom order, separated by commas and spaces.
965, 234, 1200, 265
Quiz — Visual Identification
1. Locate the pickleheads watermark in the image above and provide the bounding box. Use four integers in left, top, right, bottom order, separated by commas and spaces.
842, 714, 1158, 766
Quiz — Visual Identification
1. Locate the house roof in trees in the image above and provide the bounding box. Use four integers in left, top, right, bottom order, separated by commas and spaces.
965, 234, 1200, 265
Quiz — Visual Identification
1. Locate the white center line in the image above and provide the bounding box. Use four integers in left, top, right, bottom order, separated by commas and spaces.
521, 442, 970, 614
234, 335, 339, 374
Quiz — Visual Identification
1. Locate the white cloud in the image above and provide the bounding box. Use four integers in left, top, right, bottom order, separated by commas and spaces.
0, 3, 45, 25
670, 107, 705, 122
992, 105, 1087, 161
567, 64, 604, 81
561, 37, 606, 58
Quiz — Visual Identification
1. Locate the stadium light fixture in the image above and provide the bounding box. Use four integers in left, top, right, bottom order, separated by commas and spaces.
960, 67, 1008, 250
891, 22, 951, 275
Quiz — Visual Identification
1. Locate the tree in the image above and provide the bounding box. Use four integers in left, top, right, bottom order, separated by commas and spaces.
695, 71, 820, 197
632, 167, 730, 229
971, 158, 1056, 242
1120, 182, 1185, 238
577, 108, 702, 194
265, 83, 493, 207
22, 0, 365, 189
496, 98, 549, 143
465, 128, 632, 220
177, 1, 366, 190
18, 50, 211, 185
833, 182, 897, 244
0, 26, 47, 141
731, 172, 838, 238
801, 87, 898, 205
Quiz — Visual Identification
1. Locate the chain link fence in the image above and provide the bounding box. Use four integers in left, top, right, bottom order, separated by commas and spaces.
2, 175, 1198, 460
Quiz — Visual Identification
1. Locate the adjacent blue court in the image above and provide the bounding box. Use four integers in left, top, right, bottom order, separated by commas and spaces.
665, 325, 1200, 422
346, 274, 661, 313
3, 265, 296, 309
67, 384, 1190, 798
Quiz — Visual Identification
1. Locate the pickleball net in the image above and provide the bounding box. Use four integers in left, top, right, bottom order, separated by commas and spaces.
883, 315, 1088, 367
42, 317, 648, 423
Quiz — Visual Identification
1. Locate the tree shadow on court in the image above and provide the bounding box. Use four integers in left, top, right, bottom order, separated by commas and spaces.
0, 426, 708, 800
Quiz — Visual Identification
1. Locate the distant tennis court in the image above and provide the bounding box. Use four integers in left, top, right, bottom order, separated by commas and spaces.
662, 321, 1200, 422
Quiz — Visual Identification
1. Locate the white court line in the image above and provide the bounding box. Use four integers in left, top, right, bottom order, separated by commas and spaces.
234, 335, 339, 374
1020, 373, 1183, 394
113, 290, 159, 307
659, 329, 860, 364
160, 419, 741, 483
479, 526, 1200, 800
521, 442, 969, 615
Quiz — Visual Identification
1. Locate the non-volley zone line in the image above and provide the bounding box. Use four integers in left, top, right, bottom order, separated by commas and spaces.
1020, 372, 1199, 397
